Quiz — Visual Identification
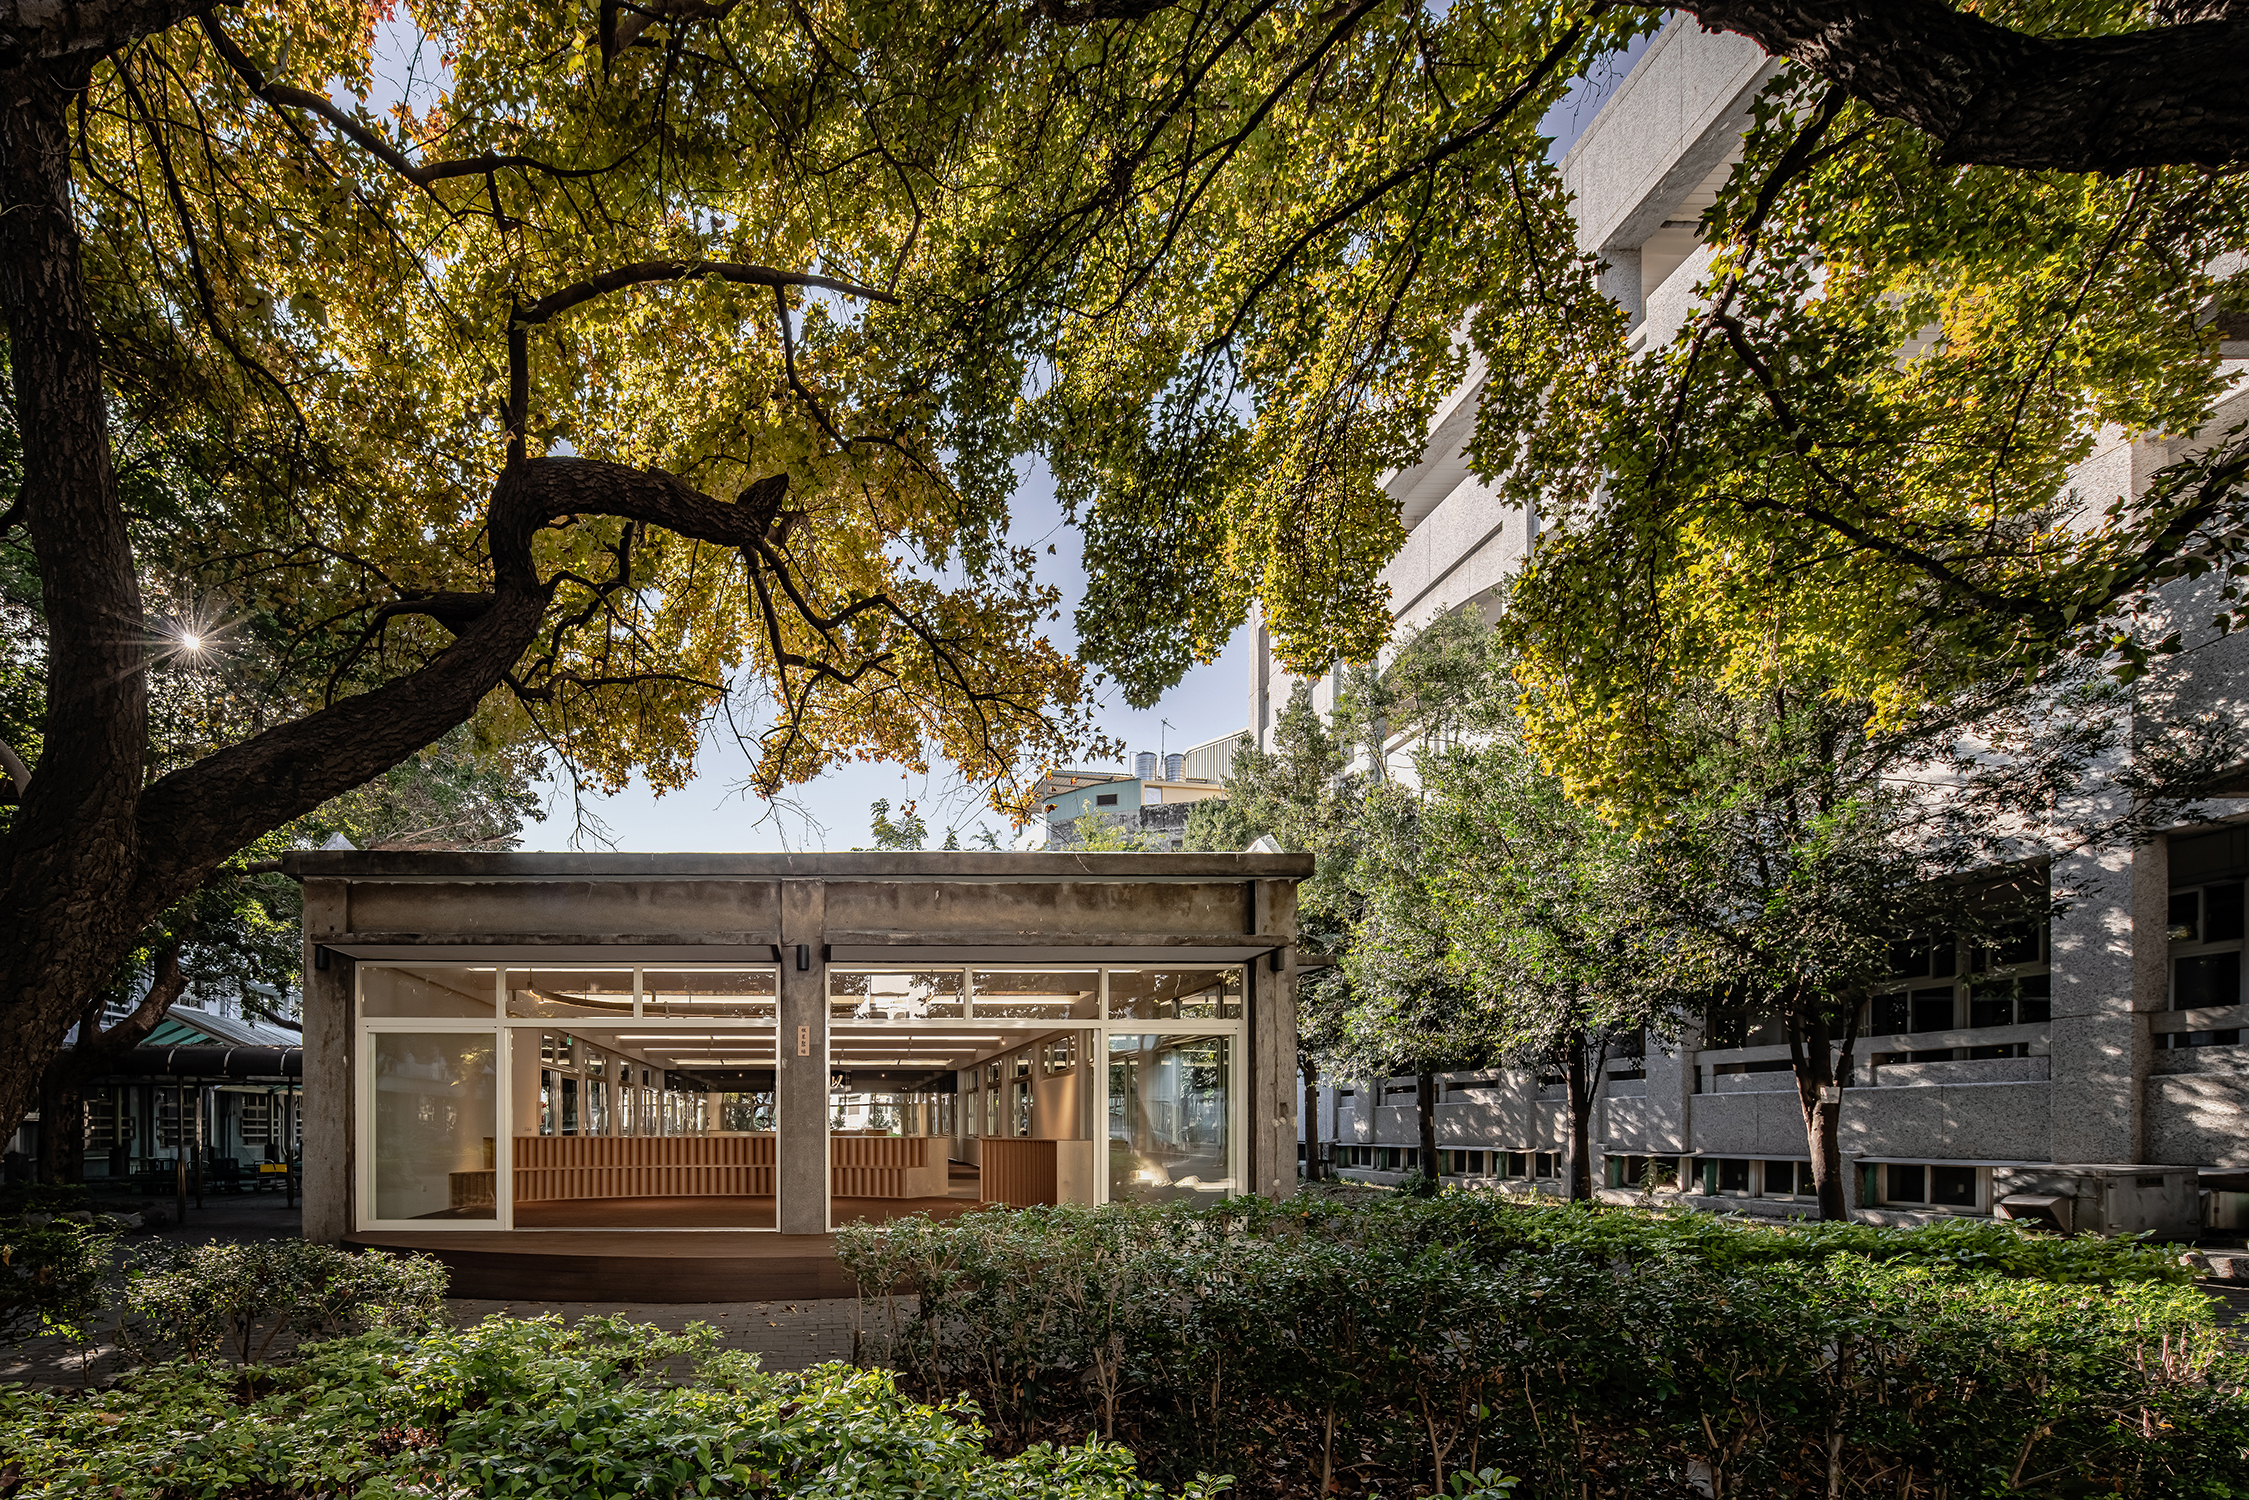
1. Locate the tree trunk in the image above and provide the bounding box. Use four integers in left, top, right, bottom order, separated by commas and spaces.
1415, 1070, 1438, 1185
1787, 1005, 1859, 1221
32, 1065, 82, 1185
0, 58, 152, 1156
1562, 1030, 1608, 1202
1676, 1, 2249, 171
1301, 1058, 1322, 1182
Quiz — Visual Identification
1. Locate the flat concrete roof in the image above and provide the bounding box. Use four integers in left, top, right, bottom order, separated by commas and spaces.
281, 850, 1316, 880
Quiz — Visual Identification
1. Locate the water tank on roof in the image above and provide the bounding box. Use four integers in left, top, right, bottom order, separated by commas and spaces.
1135, 752, 1157, 780
1165, 753, 1184, 782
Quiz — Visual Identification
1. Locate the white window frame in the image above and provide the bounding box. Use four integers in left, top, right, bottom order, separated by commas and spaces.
818, 963, 1247, 1226
355, 963, 786, 1235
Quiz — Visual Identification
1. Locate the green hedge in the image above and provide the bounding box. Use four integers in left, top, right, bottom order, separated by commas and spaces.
1, 1315, 1213, 1500
837, 1195, 2245, 1500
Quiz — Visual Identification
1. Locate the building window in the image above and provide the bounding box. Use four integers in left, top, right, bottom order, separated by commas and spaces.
2171, 881, 2245, 1010
2160, 1028, 2243, 1050
1762, 1160, 1809, 1198
1872, 916, 2052, 1048
1882, 1162, 1983, 1211
1534, 1152, 1557, 1179
1717, 1158, 1751, 1195
1095, 793, 1119, 807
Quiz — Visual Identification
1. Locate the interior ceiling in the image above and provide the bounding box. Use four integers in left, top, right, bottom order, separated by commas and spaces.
555, 1022, 1078, 1072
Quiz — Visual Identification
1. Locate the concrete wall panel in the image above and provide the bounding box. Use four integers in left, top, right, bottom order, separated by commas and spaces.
2149, 1073, 2249, 1167
1558, 20, 1774, 256
1840, 1083, 2052, 1163
345, 879, 781, 943
824, 878, 1258, 944
1686, 1091, 1810, 1157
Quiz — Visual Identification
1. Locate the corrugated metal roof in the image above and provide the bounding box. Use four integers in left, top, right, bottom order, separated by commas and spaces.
145, 1007, 300, 1049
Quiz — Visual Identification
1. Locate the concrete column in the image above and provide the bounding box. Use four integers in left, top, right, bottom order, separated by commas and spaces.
2129, 831, 2171, 1163
299, 879, 352, 1243
2050, 836, 2151, 1165
1252, 878, 1299, 1198
777, 879, 828, 1232
1597, 245, 1644, 325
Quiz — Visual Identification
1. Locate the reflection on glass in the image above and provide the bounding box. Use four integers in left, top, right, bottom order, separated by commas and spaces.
971, 970, 1098, 1019
1107, 968, 1244, 1019
372, 1032, 497, 1220
362, 966, 495, 1018
713, 1091, 775, 1132
642, 970, 779, 1018
828, 1089, 952, 1135
829, 969, 965, 1021
1108, 1034, 1233, 1203
508, 969, 635, 1019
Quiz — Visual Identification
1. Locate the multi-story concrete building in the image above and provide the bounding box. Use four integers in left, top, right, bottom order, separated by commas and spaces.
1260, 19, 2249, 1239
1037, 730, 1245, 850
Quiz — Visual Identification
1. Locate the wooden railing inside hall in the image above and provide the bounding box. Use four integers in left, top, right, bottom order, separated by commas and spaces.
512, 1133, 777, 1202
488, 1132, 951, 1202
831, 1134, 948, 1200
979, 1138, 1095, 1207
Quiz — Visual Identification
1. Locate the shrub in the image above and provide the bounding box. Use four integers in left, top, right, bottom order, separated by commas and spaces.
116, 1238, 447, 1365
0, 1315, 1225, 1500
838, 1196, 2246, 1500
0, 1213, 116, 1345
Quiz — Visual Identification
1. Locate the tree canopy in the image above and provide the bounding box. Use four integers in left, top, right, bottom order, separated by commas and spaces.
4, 0, 2247, 1140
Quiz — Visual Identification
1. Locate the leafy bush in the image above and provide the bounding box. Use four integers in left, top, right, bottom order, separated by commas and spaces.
0, 1315, 1224, 1500
0, 1213, 116, 1344
117, 1238, 447, 1365
839, 1196, 2246, 1499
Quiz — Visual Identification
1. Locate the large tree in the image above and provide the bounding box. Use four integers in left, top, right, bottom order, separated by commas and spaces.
0, 0, 1127, 1142
4, 0, 2244, 1151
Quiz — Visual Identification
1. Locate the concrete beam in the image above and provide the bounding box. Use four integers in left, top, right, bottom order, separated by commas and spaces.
281, 850, 1316, 881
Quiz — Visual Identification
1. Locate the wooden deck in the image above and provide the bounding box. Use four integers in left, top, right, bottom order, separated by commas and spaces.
344, 1226, 856, 1301
345, 1190, 991, 1300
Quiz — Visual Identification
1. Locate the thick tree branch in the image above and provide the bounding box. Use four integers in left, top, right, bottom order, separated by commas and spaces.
505, 260, 897, 457
199, 15, 637, 191
1670, 0, 2249, 170
0, 0, 198, 64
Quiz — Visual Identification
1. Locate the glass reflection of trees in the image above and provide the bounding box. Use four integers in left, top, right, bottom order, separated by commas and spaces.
1107, 1035, 1231, 1204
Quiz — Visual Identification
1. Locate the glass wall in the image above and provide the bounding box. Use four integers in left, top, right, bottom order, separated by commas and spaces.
358, 960, 1248, 1231
370, 1032, 498, 1220
1108, 1033, 1234, 1203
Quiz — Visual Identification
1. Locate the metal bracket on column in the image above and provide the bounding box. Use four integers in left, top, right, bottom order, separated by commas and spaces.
795, 944, 810, 970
